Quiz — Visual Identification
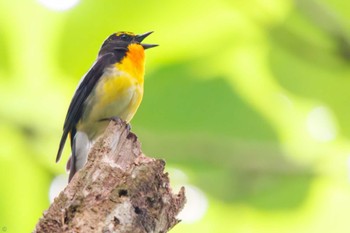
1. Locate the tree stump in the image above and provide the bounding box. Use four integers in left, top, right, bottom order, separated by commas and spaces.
34, 120, 186, 233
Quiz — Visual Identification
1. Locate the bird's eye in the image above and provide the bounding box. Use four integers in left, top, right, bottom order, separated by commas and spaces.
120, 34, 130, 41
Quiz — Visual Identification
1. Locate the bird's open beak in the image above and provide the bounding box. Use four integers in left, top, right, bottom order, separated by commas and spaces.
135, 31, 158, 49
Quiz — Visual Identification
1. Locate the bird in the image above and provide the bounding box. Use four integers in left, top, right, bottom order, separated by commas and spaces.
56, 31, 158, 182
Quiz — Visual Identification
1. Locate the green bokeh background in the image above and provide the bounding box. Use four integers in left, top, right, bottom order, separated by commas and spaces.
1, 0, 350, 232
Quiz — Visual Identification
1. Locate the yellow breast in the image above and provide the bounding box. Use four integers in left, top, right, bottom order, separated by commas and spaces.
98, 73, 143, 122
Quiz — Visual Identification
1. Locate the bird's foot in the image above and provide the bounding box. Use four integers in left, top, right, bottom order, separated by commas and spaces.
126, 123, 131, 131
99, 117, 131, 131
100, 116, 121, 122
99, 116, 124, 124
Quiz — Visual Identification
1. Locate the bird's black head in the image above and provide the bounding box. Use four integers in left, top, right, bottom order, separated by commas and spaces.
98, 31, 158, 59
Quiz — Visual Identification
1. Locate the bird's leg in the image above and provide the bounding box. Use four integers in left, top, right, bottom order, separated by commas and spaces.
126, 123, 131, 131
99, 117, 131, 132
99, 116, 123, 124
99, 117, 135, 141
123, 122, 134, 139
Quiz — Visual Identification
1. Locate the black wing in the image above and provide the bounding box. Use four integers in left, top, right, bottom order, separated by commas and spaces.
56, 53, 115, 162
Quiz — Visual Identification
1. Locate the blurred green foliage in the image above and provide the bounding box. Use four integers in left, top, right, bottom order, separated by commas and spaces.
1, 0, 350, 232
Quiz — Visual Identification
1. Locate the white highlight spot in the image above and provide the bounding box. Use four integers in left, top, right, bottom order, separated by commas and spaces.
49, 175, 68, 203
306, 106, 337, 142
177, 185, 208, 223
37, 0, 80, 11
167, 168, 189, 184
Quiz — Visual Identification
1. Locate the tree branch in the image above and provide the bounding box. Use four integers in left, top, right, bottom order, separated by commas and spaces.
34, 120, 186, 233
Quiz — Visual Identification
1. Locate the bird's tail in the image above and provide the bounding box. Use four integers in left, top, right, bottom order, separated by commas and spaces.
67, 131, 91, 182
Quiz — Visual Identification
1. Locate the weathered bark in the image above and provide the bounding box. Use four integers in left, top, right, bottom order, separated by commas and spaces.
34, 120, 186, 233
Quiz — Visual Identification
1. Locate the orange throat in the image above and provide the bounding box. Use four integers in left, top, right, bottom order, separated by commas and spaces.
116, 43, 145, 83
